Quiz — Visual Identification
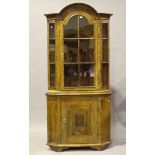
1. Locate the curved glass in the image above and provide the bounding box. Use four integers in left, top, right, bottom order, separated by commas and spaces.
102, 23, 108, 38
49, 23, 55, 87
79, 16, 94, 38
64, 16, 78, 38
102, 22, 109, 88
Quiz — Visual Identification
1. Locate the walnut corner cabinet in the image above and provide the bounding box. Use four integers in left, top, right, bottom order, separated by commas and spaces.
45, 3, 113, 152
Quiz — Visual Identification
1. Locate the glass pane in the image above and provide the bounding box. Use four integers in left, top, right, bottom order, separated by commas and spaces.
80, 64, 94, 86
50, 64, 55, 87
102, 63, 108, 86
80, 39, 94, 62
64, 16, 78, 38
102, 23, 108, 38
64, 64, 79, 87
79, 16, 94, 38
49, 40, 55, 62
64, 39, 78, 62
49, 23, 55, 38
102, 39, 108, 62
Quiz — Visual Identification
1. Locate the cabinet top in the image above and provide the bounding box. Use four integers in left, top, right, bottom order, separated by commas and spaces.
44, 3, 113, 20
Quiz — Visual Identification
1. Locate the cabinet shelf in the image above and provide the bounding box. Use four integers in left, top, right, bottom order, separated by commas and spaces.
49, 38, 55, 40
64, 38, 94, 40
102, 37, 108, 39
102, 62, 109, 63
64, 62, 95, 64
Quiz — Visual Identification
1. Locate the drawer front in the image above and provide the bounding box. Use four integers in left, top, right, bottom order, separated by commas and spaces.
60, 96, 98, 144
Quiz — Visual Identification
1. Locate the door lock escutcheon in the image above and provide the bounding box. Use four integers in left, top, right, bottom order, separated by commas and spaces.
62, 118, 67, 123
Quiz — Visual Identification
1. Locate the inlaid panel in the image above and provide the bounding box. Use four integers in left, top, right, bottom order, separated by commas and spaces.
68, 105, 91, 136
61, 96, 98, 144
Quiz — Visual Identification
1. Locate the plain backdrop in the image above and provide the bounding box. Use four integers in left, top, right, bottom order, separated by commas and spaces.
29, 0, 126, 154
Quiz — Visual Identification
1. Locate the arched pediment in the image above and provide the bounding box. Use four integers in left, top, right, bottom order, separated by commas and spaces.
59, 3, 98, 18
45, 3, 112, 20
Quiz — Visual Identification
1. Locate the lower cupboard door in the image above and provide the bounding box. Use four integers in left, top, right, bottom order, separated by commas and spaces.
61, 96, 98, 144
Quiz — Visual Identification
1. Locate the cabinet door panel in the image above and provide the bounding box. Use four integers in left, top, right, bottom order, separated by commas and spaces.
61, 96, 98, 144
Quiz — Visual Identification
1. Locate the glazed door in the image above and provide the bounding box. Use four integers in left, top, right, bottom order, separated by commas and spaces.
61, 96, 98, 144
60, 14, 98, 90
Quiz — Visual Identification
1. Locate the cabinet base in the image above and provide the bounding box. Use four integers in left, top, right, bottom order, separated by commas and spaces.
90, 143, 110, 151
49, 146, 69, 152
48, 142, 110, 152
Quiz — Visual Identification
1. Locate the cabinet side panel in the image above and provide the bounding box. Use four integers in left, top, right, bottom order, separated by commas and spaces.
47, 96, 59, 144
100, 95, 111, 143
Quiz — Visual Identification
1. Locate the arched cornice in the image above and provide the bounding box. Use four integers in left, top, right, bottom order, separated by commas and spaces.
45, 3, 112, 20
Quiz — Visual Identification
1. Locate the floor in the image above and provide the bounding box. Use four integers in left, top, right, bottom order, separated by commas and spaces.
30, 126, 126, 155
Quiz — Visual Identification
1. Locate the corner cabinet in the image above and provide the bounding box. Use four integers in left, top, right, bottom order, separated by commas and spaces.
45, 3, 112, 151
